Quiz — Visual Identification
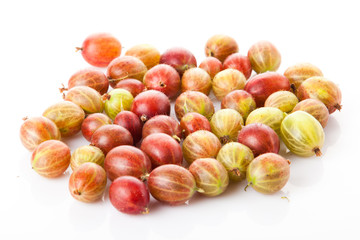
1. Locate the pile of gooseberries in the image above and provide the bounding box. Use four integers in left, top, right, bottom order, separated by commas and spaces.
20, 33, 342, 214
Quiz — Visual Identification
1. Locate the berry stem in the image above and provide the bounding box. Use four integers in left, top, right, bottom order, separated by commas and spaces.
314, 148, 322, 156
140, 173, 150, 182
172, 135, 181, 143
244, 182, 252, 191
59, 83, 68, 93
75, 47, 82, 52
230, 168, 241, 177
334, 103, 342, 111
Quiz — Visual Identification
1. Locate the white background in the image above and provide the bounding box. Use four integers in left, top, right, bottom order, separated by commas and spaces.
1, 0, 359, 239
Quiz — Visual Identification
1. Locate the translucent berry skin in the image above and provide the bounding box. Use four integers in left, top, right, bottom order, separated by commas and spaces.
69, 162, 107, 203
148, 165, 196, 205
180, 112, 211, 138
104, 89, 134, 120
114, 111, 142, 144
221, 90, 256, 120
114, 79, 145, 97
174, 91, 214, 121
264, 91, 299, 113
189, 158, 229, 197
106, 56, 147, 88
143, 64, 181, 99
182, 130, 222, 164
105, 145, 151, 181
181, 68, 212, 95
81, 113, 112, 142
216, 142, 254, 182
292, 99, 329, 128
79, 33, 121, 67
247, 41, 281, 73
43, 101, 85, 137
20, 116, 61, 151
70, 145, 105, 170
210, 109, 244, 144
223, 53, 252, 79
109, 176, 150, 214
31, 140, 70, 178
297, 76, 342, 114
247, 153, 290, 194
91, 125, 133, 155
280, 111, 325, 157
212, 69, 246, 100
199, 57, 223, 79
237, 123, 280, 157
125, 44, 161, 69
64, 86, 104, 114
284, 63, 323, 93
244, 72, 290, 107
205, 34, 239, 62
140, 133, 183, 168
68, 68, 109, 95
159, 47, 197, 76
131, 90, 171, 123
142, 115, 182, 141
245, 107, 286, 134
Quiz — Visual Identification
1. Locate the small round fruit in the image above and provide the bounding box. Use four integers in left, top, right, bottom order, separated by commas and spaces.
246, 153, 290, 194
210, 109, 244, 144
159, 47, 197, 76
237, 123, 280, 157
91, 125, 133, 155
67, 68, 109, 95
140, 133, 183, 168
114, 79, 145, 97
142, 115, 182, 142
131, 90, 171, 122
106, 56, 147, 88
143, 64, 180, 98
189, 158, 229, 197
292, 99, 329, 128
180, 112, 211, 138
280, 111, 325, 157
43, 101, 85, 137
221, 90, 256, 120
69, 162, 107, 202
81, 113, 112, 142
245, 107, 286, 134
297, 76, 342, 114
104, 89, 134, 120
212, 69, 246, 100
105, 145, 151, 181
114, 111, 142, 144
216, 142, 254, 181
205, 34, 239, 62
20, 116, 61, 151
182, 130, 221, 164
175, 91, 215, 121
109, 176, 150, 214
199, 57, 223, 79
70, 145, 105, 170
247, 41, 281, 73
223, 53, 252, 79
244, 72, 290, 107
125, 44, 160, 69
148, 164, 196, 205
284, 63, 323, 93
77, 33, 121, 67
181, 68, 212, 95
64, 86, 104, 114
264, 91, 299, 113
31, 140, 70, 178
